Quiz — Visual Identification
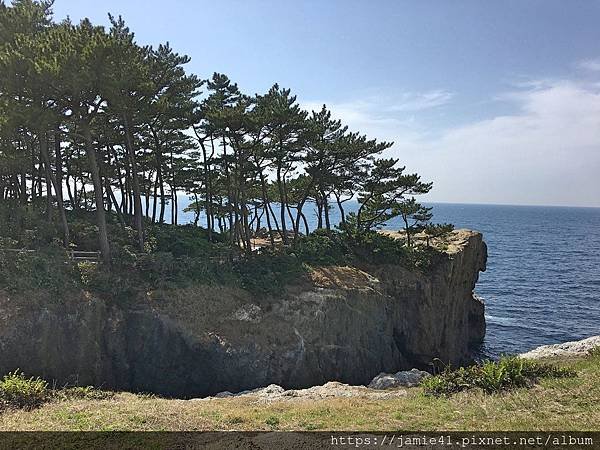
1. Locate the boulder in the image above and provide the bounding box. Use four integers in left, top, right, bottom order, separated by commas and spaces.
196, 381, 407, 401
368, 368, 430, 389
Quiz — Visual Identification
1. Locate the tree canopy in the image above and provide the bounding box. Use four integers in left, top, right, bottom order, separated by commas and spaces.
0, 1, 446, 263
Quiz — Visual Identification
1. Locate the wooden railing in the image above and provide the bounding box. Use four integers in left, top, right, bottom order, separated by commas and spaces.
68, 250, 101, 263
0, 248, 100, 263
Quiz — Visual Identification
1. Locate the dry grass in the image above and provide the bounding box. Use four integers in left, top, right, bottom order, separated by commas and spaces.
309, 266, 380, 290
0, 355, 598, 431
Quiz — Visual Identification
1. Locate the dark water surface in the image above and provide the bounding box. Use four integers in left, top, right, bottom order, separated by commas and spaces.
175, 199, 600, 356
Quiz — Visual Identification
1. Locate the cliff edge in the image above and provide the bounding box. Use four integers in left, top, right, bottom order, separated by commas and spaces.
0, 229, 487, 397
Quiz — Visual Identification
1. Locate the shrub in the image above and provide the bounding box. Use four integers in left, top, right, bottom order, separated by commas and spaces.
0, 245, 79, 294
149, 224, 223, 257
0, 371, 49, 410
421, 356, 576, 397
235, 250, 306, 294
291, 230, 349, 265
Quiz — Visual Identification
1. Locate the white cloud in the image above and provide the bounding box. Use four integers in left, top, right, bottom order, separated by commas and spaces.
300, 98, 425, 144
300, 89, 452, 145
421, 81, 600, 206
388, 90, 454, 112
304, 81, 600, 207
577, 59, 600, 72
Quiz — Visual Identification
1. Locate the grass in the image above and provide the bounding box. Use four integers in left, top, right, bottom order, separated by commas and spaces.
0, 353, 598, 431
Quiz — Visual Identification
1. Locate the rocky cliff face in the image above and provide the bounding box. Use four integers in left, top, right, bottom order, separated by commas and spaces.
0, 229, 487, 398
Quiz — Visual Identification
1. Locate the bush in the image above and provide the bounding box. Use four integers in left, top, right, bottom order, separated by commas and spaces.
0, 245, 79, 294
0, 371, 49, 410
149, 224, 224, 257
291, 230, 349, 265
235, 250, 306, 294
421, 356, 576, 397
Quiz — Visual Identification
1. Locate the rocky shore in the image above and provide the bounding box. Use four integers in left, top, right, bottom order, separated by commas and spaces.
520, 335, 600, 359
194, 335, 600, 401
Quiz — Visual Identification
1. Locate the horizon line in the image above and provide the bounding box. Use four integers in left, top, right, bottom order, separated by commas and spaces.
426, 200, 600, 209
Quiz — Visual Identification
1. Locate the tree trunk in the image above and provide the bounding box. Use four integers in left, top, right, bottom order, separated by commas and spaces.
335, 192, 346, 223
322, 190, 331, 231
106, 180, 126, 228
81, 122, 110, 263
258, 169, 275, 247
200, 140, 213, 241
39, 130, 69, 246
276, 167, 288, 244
122, 115, 145, 252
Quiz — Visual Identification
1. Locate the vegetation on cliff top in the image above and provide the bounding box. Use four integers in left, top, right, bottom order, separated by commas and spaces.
0, 0, 454, 287
0, 203, 447, 297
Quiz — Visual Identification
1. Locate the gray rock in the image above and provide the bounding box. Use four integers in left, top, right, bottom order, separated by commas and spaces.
520, 336, 600, 359
213, 391, 234, 398
200, 381, 407, 401
368, 368, 430, 389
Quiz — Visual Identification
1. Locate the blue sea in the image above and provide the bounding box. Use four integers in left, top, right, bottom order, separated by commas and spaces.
422, 203, 600, 356
174, 199, 600, 356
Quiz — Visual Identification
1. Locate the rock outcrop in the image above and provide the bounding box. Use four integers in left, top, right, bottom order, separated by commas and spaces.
367, 369, 430, 389
201, 381, 408, 402
0, 229, 487, 398
520, 336, 600, 359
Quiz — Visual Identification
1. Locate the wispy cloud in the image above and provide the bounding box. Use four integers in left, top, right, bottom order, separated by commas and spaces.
577, 58, 600, 72
300, 89, 453, 144
302, 80, 600, 207
304, 90, 454, 113
387, 90, 454, 112
420, 80, 600, 206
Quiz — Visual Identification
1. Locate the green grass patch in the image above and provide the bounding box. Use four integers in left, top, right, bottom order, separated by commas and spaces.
421, 356, 576, 397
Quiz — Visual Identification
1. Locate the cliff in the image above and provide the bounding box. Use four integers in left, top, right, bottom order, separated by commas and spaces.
0, 229, 487, 398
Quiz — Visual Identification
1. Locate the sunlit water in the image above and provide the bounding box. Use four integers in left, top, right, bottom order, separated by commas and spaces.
171, 198, 600, 356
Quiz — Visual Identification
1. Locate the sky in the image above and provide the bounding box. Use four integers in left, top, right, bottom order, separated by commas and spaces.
50, 0, 600, 207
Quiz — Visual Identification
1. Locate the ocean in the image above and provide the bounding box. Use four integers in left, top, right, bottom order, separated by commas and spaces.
174, 199, 600, 356
421, 203, 600, 356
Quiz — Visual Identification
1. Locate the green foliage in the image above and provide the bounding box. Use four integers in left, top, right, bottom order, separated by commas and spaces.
77, 261, 136, 302
424, 223, 455, 248
336, 226, 444, 270
0, 371, 49, 410
0, 200, 59, 248
1, 0, 452, 276
0, 245, 79, 294
148, 224, 225, 257
290, 230, 349, 265
234, 250, 306, 294
421, 356, 576, 397
264, 415, 280, 427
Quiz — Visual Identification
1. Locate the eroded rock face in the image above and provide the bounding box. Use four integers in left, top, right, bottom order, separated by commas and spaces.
0, 229, 487, 398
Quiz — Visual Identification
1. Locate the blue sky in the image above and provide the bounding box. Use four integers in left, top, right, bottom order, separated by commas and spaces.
51, 0, 600, 207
